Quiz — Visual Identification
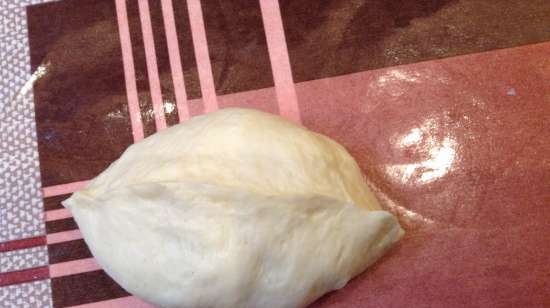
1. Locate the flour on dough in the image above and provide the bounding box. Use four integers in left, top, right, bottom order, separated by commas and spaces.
64, 108, 403, 308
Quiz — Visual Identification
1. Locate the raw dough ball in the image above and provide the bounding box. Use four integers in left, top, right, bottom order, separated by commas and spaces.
64, 108, 403, 308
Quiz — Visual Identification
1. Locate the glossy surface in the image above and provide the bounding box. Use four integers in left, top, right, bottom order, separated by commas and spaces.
281, 0, 550, 82
14, 0, 550, 307
29, 0, 550, 187
297, 42, 550, 307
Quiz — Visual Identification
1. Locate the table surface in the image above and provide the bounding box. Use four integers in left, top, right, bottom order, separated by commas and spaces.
1, 0, 549, 307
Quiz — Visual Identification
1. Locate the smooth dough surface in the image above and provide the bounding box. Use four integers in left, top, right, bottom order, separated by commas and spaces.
64, 108, 403, 308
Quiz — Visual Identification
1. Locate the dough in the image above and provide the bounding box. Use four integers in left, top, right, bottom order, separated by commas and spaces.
64, 108, 403, 308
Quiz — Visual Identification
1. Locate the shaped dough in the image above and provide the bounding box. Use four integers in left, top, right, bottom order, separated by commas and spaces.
64, 108, 403, 308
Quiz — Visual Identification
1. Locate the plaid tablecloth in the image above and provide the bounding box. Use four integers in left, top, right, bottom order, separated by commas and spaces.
1, 0, 549, 307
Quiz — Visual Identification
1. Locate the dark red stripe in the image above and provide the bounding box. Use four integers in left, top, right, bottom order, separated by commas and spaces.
46, 217, 78, 234
279, 0, 550, 83
28, 0, 134, 186
43, 194, 71, 211
48, 239, 93, 264
172, 0, 202, 116
149, 0, 180, 127
126, 0, 156, 137
51, 270, 129, 308
0, 236, 46, 253
201, 0, 274, 95
0, 266, 49, 287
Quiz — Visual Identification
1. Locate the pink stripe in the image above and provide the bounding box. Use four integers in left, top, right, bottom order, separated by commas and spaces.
259, 0, 301, 122
45, 208, 72, 222
161, 0, 190, 122
47, 229, 83, 245
187, 0, 218, 113
49, 257, 102, 278
218, 86, 278, 113
115, 0, 145, 141
138, 0, 167, 131
65, 296, 157, 308
42, 180, 90, 198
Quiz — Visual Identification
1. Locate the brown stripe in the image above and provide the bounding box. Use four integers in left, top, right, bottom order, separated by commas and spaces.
43, 194, 71, 211
172, 0, 202, 116
0, 236, 46, 253
126, 0, 157, 137
280, 0, 550, 82
28, 0, 134, 186
46, 218, 78, 234
149, 0, 179, 127
51, 270, 129, 308
48, 239, 93, 265
201, 0, 274, 95
0, 266, 49, 287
